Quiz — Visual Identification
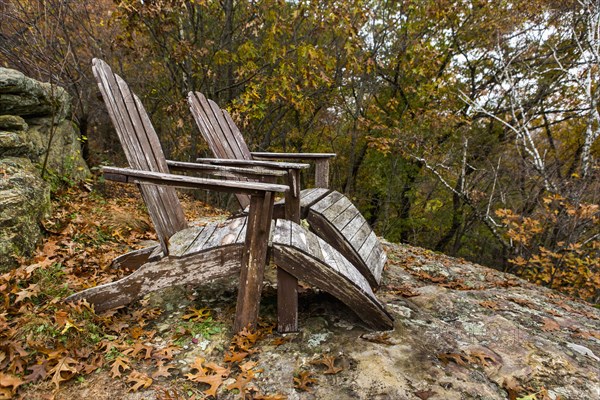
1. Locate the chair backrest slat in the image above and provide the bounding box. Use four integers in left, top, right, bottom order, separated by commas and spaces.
188, 91, 254, 209
92, 58, 187, 253
207, 98, 252, 161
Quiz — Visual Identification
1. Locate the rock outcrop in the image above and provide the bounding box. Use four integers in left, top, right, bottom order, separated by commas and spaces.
170, 242, 600, 399
0, 68, 89, 270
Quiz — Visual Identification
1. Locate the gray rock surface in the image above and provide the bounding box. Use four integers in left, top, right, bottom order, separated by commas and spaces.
0, 67, 89, 270
0, 68, 71, 119
22, 241, 600, 399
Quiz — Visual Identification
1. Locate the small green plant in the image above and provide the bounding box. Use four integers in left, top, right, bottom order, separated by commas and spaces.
105, 346, 124, 361
20, 315, 60, 343
173, 317, 224, 346
32, 262, 73, 300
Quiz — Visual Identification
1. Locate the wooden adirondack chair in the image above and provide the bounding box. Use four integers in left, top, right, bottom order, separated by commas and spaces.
66, 59, 295, 332
187, 92, 387, 288
68, 59, 393, 333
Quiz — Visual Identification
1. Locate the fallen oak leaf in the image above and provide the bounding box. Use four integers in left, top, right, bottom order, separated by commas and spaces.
154, 386, 186, 399
546, 308, 562, 317
0, 372, 24, 394
468, 351, 496, 367
293, 370, 317, 392
24, 362, 48, 383
9, 356, 26, 375
0, 387, 12, 400
151, 362, 175, 379
271, 337, 290, 346
127, 370, 153, 392
239, 361, 262, 374
188, 357, 207, 375
48, 356, 79, 389
230, 326, 260, 352
437, 352, 470, 367
60, 319, 82, 335
82, 353, 104, 375
13, 283, 41, 304
224, 351, 249, 364
310, 354, 343, 375
185, 357, 209, 381
540, 317, 560, 332
571, 329, 600, 341
479, 300, 501, 310
502, 376, 523, 400
226, 372, 255, 399
128, 326, 146, 340
389, 286, 420, 297
237, 327, 260, 344
257, 321, 275, 336
73, 348, 93, 359
152, 344, 180, 360
124, 341, 154, 359
509, 297, 535, 308
205, 362, 230, 378
193, 374, 224, 397
110, 356, 130, 378
359, 332, 394, 345
106, 319, 129, 333
182, 307, 211, 322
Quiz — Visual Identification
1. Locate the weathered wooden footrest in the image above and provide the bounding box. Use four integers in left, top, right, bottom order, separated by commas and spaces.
271, 219, 394, 330
275, 188, 386, 289
66, 218, 248, 312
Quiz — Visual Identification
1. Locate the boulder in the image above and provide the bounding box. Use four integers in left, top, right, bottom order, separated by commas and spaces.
0, 68, 70, 119
0, 157, 50, 270
0, 67, 90, 270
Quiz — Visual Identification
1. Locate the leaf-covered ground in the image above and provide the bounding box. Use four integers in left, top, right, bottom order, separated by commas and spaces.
1, 181, 599, 399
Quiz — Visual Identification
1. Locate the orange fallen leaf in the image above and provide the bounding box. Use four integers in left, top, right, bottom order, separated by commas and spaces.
271, 337, 290, 346
226, 372, 254, 398
360, 332, 394, 345
0, 372, 24, 394
127, 370, 153, 392
502, 376, 523, 400
479, 300, 500, 310
224, 351, 249, 363
194, 374, 224, 397
205, 362, 230, 378
48, 356, 79, 389
293, 370, 317, 392
437, 352, 470, 367
151, 362, 175, 379
110, 356, 130, 378
468, 351, 496, 367
541, 317, 560, 332
310, 355, 343, 375
182, 307, 211, 322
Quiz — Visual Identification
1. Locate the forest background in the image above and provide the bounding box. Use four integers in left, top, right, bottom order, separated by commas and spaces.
1, 0, 598, 303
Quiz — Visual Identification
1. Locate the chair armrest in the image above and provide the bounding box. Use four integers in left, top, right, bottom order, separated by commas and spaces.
195, 158, 310, 171
166, 160, 287, 179
251, 153, 334, 189
251, 152, 336, 160
102, 166, 289, 196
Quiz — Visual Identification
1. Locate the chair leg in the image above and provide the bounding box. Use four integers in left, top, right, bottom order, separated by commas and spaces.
277, 169, 301, 332
234, 192, 274, 332
277, 269, 298, 332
